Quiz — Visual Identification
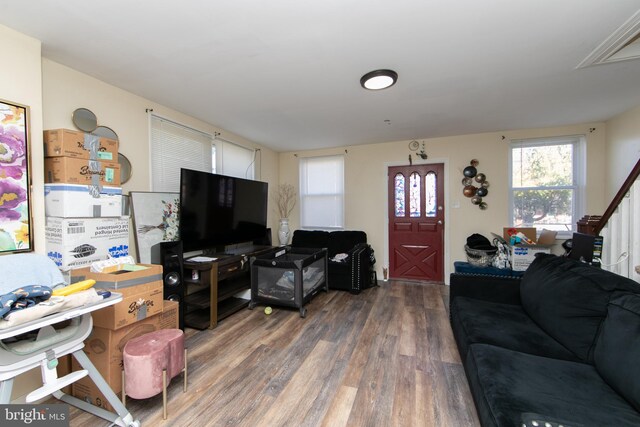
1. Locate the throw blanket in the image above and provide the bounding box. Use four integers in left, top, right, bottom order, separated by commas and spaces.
0, 285, 52, 318
0, 289, 102, 330
0, 253, 65, 294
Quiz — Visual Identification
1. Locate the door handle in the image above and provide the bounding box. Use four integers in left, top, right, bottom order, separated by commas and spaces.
437, 220, 443, 225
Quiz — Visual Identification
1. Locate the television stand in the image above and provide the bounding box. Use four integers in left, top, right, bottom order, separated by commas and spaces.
183, 245, 279, 329
224, 244, 273, 257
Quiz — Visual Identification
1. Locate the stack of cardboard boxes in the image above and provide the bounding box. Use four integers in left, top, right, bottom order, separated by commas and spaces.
40, 129, 180, 409
69, 265, 179, 411
503, 227, 556, 271
43, 129, 130, 270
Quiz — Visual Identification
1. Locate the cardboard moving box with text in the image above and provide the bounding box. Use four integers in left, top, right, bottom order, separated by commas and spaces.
71, 264, 163, 329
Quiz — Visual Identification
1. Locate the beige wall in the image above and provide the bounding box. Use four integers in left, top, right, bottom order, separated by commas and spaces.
0, 23, 44, 401
42, 59, 281, 249
0, 25, 44, 253
604, 105, 640, 200
279, 123, 607, 280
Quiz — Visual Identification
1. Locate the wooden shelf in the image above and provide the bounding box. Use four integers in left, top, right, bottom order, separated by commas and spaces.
185, 289, 210, 310
185, 309, 211, 330
218, 274, 250, 301
183, 245, 280, 329
218, 297, 250, 321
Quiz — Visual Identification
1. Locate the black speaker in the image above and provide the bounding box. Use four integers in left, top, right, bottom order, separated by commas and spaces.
158, 240, 185, 330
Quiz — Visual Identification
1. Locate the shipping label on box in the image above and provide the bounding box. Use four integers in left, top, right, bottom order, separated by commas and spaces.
45, 183, 122, 218
70, 301, 179, 411
510, 245, 552, 271
45, 157, 121, 186
45, 217, 129, 271
44, 128, 118, 161
71, 264, 164, 329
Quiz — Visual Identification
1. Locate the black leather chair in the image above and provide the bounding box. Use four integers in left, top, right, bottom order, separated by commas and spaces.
291, 230, 376, 293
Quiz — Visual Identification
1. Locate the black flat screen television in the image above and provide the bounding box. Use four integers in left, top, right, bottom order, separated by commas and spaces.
179, 168, 268, 253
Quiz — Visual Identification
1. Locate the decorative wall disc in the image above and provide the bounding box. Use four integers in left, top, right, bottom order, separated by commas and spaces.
461, 160, 489, 209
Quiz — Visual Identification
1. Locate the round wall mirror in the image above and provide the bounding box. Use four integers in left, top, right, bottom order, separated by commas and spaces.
93, 125, 119, 141
72, 108, 98, 132
118, 153, 132, 184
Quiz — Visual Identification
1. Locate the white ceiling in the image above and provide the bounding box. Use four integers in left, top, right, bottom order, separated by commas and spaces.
1, 1, 640, 152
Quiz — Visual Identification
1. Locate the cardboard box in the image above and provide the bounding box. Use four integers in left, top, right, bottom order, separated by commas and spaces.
70, 301, 179, 411
45, 217, 129, 271
510, 245, 552, 271
45, 157, 121, 186
45, 183, 122, 218
57, 354, 72, 394
44, 129, 118, 161
537, 229, 558, 245
71, 264, 164, 329
503, 227, 537, 244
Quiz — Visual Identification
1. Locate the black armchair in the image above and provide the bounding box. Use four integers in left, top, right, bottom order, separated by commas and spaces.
291, 230, 376, 293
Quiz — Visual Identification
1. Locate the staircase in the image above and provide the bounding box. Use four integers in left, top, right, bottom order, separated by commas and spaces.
583, 159, 640, 281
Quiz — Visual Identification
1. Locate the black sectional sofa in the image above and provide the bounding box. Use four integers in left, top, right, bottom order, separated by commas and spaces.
290, 230, 376, 293
450, 253, 640, 427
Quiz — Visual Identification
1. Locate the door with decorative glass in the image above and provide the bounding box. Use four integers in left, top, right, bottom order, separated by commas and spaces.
388, 164, 445, 281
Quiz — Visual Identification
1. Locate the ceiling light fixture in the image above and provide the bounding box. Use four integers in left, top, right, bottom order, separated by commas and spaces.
360, 69, 398, 90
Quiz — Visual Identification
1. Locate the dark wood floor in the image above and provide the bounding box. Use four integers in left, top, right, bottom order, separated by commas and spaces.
68, 280, 479, 426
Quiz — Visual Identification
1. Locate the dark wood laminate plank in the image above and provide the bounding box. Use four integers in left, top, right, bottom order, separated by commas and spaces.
65, 281, 479, 427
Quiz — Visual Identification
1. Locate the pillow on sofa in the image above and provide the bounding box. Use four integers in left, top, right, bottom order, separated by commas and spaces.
594, 293, 640, 412
326, 231, 367, 257
520, 254, 640, 362
291, 230, 329, 248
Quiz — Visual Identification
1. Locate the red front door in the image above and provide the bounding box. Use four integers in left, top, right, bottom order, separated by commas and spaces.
388, 164, 445, 281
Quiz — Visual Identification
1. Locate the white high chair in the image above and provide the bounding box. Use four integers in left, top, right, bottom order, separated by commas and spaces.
0, 253, 139, 427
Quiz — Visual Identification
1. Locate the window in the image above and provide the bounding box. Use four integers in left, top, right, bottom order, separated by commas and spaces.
150, 116, 258, 192
150, 115, 213, 192
509, 136, 585, 236
299, 155, 344, 229
220, 140, 255, 179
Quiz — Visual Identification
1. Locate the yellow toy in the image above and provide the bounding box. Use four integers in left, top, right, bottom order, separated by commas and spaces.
52, 279, 96, 297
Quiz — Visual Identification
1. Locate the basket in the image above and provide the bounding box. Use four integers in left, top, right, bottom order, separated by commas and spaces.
464, 244, 498, 267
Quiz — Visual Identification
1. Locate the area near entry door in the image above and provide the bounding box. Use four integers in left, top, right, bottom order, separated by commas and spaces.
388, 164, 445, 281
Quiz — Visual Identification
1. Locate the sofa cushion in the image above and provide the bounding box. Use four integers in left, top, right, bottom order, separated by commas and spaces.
594, 293, 640, 412
520, 254, 640, 362
465, 343, 640, 427
326, 231, 367, 257
291, 230, 329, 249
450, 297, 578, 363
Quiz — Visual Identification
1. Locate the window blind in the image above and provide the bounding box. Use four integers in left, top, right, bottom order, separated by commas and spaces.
221, 140, 255, 179
299, 155, 344, 229
150, 115, 213, 192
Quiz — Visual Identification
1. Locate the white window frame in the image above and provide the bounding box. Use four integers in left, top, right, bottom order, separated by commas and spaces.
299, 155, 345, 230
508, 135, 586, 238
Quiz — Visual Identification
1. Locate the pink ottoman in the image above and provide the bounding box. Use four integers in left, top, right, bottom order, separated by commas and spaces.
122, 329, 187, 419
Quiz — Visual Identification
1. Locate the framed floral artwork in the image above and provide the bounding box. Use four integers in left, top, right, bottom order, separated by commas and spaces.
0, 99, 32, 254
130, 191, 180, 263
